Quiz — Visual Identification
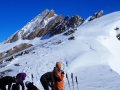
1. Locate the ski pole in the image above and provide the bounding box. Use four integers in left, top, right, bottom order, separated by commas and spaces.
71, 73, 74, 90
31, 74, 34, 83
75, 76, 79, 90
66, 73, 71, 90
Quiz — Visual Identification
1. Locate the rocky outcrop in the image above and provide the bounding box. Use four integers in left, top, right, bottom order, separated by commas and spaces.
116, 33, 120, 40
24, 10, 56, 40
114, 27, 119, 30
44, 10, 55, 20
88, 10, 103, 21
37, 15, 63, 37
69, 15, 84, 28
0, 43, 33, 60
0, 52, 6, 58
68, 35, 75, 40
49, 15, 84, 36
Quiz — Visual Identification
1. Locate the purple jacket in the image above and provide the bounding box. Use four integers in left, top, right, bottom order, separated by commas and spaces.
16, 73, 26, 82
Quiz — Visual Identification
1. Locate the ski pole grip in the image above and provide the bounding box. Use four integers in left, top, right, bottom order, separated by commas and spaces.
66, 73, 68, 78
31, 74, 33, 78
71, 73, 73, 78
76, 76, 78, 83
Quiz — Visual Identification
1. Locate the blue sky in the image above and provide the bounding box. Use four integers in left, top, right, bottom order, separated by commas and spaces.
0, 0, 120, 42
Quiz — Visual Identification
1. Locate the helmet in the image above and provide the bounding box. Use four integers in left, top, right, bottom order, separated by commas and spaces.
56, 62, 61, 69
25, 81, 31, 86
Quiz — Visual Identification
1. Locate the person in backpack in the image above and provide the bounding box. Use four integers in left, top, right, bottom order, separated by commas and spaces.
40, 72, 53, 90
0, 76, 16, 90
16, 72, 26, 90
52, 62, 64, 90
25, 81, 39, 90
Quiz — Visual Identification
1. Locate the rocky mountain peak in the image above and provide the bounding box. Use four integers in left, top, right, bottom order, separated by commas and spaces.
4, 9, 56, 43
0, 9, 103, 61
4, 9, 86, 44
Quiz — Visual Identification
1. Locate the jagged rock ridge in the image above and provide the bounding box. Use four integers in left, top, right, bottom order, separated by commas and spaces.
88, 10, 103, 21
4, 9, 85, 43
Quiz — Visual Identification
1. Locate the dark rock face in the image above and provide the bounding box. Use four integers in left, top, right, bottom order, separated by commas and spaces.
88, 10, 103, 21
69, 15, 84, 28
64, 29, 75, 36
25, 10, 56, 40
0, 43, 33, 60
0, 52, 6, 59
114, 27, 119, 30
49, 15, 84, 36
9, 33, 19, 43
68, 35, 75, 40
116, 34, 120, 40
37, 15, 63, 37
44, 10, 55, 20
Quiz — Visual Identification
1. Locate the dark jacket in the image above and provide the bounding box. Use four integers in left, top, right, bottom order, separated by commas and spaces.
0, 76, 15, 90
16, 73, 26, 82
27, 83, 39, 90
40, 72, 53, 87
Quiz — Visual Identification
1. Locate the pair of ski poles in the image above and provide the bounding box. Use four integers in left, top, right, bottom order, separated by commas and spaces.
31, 73, 79, 90
66, 73, 79, 90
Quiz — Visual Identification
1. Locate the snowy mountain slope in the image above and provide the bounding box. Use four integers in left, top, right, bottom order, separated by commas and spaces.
77, 11, 120, 74
1, 11, 120, 90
